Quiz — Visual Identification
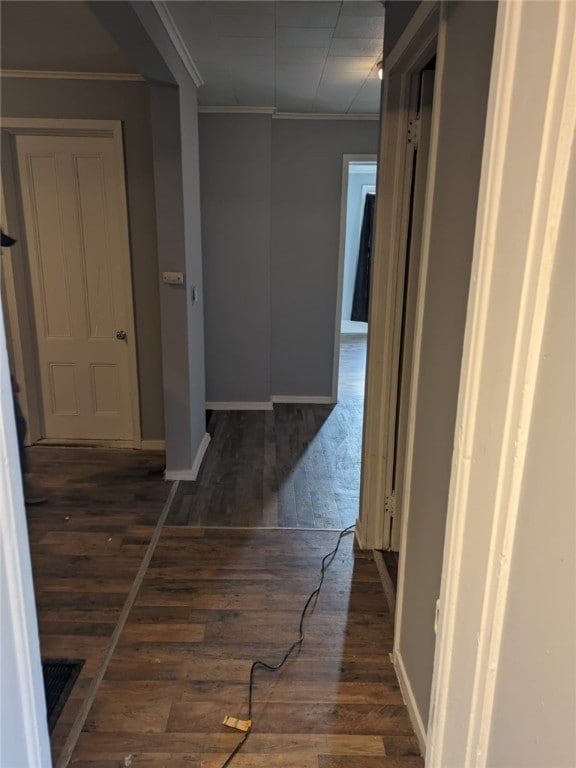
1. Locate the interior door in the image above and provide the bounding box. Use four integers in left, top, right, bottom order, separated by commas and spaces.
387, 65, 436, 550
15, 133, 136, 441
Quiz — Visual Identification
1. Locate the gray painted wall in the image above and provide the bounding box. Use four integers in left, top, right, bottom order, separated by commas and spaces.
200, 114, 271, 403
271, 119, 379, 397
397, 0, 498, 728
383, 0, 423, 54
93, 0, 207, 473
198, 115, 378, 403
0, 77, 164, 441
487, 143, 576, 768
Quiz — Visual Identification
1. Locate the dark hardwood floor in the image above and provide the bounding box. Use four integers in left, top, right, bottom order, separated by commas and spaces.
168, 334, 367, 529
20, 332, 422, 767
25, 446, 170, 767
69, 528, 421, 767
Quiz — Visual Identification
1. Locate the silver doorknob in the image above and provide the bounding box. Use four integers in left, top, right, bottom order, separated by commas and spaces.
115, 330, 127, 341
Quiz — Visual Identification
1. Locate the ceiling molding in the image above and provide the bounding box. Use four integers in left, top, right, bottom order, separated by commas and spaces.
152, 1, 204, 87
274, 112, 379, 121
0, 69, 144, 82
199, 106, 276, 115
198, 106, 379, 121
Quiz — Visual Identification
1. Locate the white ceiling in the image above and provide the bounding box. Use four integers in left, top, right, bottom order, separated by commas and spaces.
168, 1, 385, 114
0, 1, 384, 116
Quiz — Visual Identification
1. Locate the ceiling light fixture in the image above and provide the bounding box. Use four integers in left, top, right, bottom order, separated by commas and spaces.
377, 60, 383, 80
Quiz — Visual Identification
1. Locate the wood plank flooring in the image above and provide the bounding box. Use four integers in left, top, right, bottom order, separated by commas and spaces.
25, 446, 170, 767
22, 335, 422, 767
168, 403, 363, 529
69, 528, 422, 768
23, 443, 422, 768
168, 335, 367, 529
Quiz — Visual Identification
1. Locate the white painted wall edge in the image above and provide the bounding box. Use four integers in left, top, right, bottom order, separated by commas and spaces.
394, 649, 427, 756
206, 401, 273, 411
164, 432, 210, 481
426, 2, 576, 765
152, 1, 204, 87
0, 296, 51, 767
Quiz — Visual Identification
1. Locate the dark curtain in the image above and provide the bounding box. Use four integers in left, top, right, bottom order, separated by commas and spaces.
351, 193, 375, 322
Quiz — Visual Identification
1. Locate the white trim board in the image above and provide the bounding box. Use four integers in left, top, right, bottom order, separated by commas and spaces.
0, 69, 144, 82
358, 2, 439, 552
394, 650, 427, 756
274, 112, 379, 121
152, 1, 203, 87
164, 432, 210, 482
199, 106, 276, 115
206, 401, 273, 411
197, 107, 379, 121
0, 301, 51, 768
271, 396, 334, 405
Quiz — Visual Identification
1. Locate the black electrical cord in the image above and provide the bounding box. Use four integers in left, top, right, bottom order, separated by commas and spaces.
220, 524, 356, 768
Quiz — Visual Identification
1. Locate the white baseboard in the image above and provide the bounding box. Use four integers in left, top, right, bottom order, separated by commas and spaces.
373, 549, 396, 616
140, 439, 165, 451
354, 515, 368, 549
341, 320, 368, 335
164, 432, 210, 482
206, 401, 273, 411
271, 395, 334, 405
393, 649, 427, 756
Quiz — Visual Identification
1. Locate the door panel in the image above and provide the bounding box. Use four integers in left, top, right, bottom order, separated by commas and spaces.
15, 134, 135, 441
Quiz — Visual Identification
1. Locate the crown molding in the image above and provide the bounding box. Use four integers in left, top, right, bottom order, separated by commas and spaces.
274, 112, 379, 121
198, 105, 379, 120
152, 1, 203, 87
0, 69, 144, 82
198, 106, 276, 115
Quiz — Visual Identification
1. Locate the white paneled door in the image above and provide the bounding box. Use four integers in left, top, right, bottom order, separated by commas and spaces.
15, 133, 137, 441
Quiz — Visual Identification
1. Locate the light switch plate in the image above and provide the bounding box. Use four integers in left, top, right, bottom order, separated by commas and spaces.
162, 271, 184, 285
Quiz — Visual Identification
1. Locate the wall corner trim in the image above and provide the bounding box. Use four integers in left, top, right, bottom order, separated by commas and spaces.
164, 432, 210, 481
152, 1, 204, 87
394, 649, 428, 756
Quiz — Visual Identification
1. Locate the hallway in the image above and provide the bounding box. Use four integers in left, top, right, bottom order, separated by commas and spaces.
169, 334, 367, 529
25, 437, 422, 768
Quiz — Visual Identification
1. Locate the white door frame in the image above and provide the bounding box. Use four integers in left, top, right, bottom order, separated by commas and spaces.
0, 291, 51, 767
355, 2, 440, 550
427, 1, 576, 763
332, 153, 377, 402
1, 118, 141, 447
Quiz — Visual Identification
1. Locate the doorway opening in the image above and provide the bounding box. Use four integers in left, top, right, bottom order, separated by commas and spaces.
380, 56, 437, 597
335, 156, 377, 405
